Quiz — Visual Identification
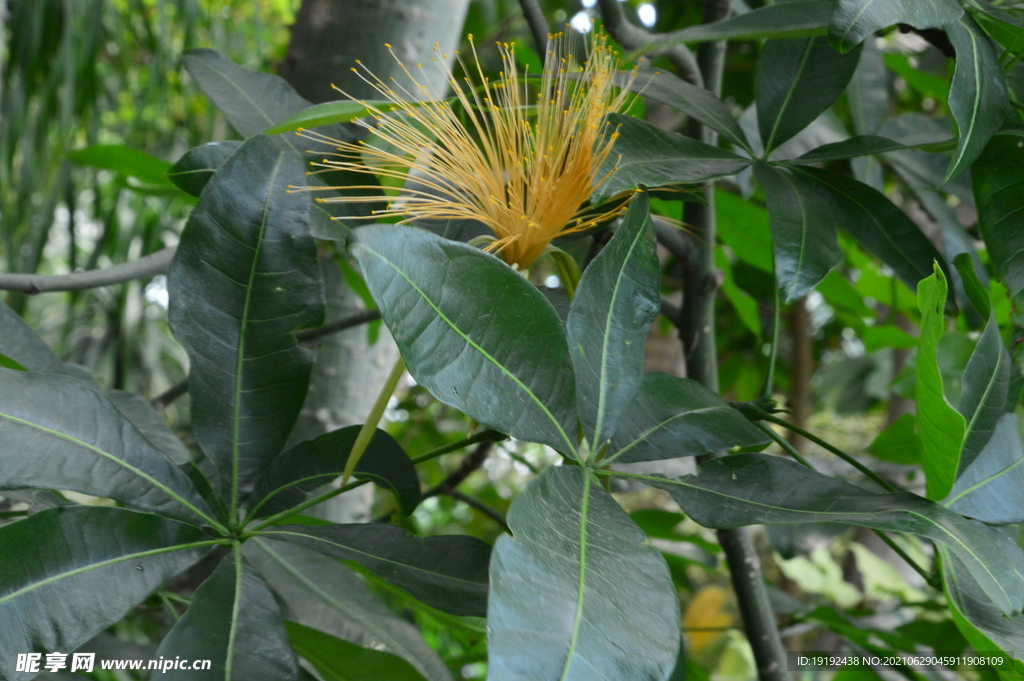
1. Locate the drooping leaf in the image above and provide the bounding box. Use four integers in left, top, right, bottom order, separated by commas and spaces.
848, 39, 888, 136
756, 37, 863, 156
247, 426, 419, 518
0, 299, 65, 373
349, 225, 578, 456
261, 524, 491, 617
945, 413, 1024, 524
567, 194, 659, 448
789, 134, 954, 165
488, 466, 680, 681
0, 369, 214, 524
799, 168, 953, 305
167, 134, 324, 511
284, 621, 429, 681
155, 550, 298, 681
972, 133, 1024, 305
607, 372, 769, 463
0, 506, 213, 672
68, 144, 175, 187
829, 0, 963, 53
622, 69, 750, 152
246, 539, 450, 681
944, 14, 1009, 184
916, 265, 967, 500
754, 161, 841, 302
107, 390, 193, 465
595, 115, 751, 203
265, 100, 402, 134
167, 141, 242, 197
957, 313, 1010, 473
952, 252, 991, 321
866, 412, 922, 465
637, 453, 1023, 616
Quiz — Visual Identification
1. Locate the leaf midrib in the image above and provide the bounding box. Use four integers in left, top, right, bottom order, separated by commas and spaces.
764, 39, 816, 155
558, 472, 591, 681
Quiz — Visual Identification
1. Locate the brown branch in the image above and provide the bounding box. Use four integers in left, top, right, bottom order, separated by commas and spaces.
597, 0, 704, 88
0, 247, 176, 294
518, 0, 550, 57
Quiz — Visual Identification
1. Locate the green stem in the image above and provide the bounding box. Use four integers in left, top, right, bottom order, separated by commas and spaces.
763, 284, 782, 399
873, 531, 941, 590
755, 421, 814, 470
340, 355, 406, 487
753, 408, 899, 493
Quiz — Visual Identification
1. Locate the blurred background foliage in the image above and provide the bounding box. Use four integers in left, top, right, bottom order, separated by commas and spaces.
2, 0, 1022, 679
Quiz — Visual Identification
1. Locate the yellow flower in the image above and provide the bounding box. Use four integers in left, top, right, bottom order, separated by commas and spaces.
304, 31, 636, 270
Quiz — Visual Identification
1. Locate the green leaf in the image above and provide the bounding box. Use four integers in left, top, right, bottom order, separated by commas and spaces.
246, 539, 451, 681
607, 372, 769, 463
631, 1, 832, 54
0, 369, 215, 524
265, 100, 401, 135
717, 249, 763, 339
972, 133, 1024, 305
68, 144, 175, 187
916, 264, 968, 500
155, 549, 298, 680
167, 135, 324, 512
715, 189, 773, 273
636, 453, 1024, 616
829, 0, 963, 53
248, 426, 419, 518
754, 161, 841, 302
862, 324, 919, 353
957, 312, 1010, 473
756, 37, 863, 156
882, 53, 951, 100
167, 141, 242, 197
488, 466, 680, 681
285, 621, 428, 681
566, 194, 659, 448
944, 413, 1024, 524
968, 0, 1024, 33
866, 412, 922, 465
789, 134, 955, 164
623, 69, 750, 152
261, 524, 490, 617
0, 506, 213, 671
952, 252, 991, 320
596, 116, 752, 203
108, 389, 193, 465
799, 168, 953, 305
349, 225, 578, 456
944, 14, 1009, 184
0, 299, 64, 373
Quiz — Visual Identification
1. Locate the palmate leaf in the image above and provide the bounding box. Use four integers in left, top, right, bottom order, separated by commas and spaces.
349, 225, 578, 456
567, 194, 659, 448
260, 524, 490, 617
245, 539, 451, 681
0, 506, 215, 675
284, 622, 429, 681
0, 369, 214, 525
167, 134, 324, 512
829, 0, 963, 53
488, 466, 679, 681
636, 454, 1024, 616
155, 549, 298, 681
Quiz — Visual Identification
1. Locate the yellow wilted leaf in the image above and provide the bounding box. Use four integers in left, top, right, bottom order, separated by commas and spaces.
683, 585, 733, 656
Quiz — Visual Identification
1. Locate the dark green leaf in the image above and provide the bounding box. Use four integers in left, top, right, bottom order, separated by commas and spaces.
798, 167, 953, 304
247, 426, 419, 518
285, 621, 428, 681
918, 192, 987, 328
155, 550, 298, 680
958, 313, 1010, 473
622, 69, 749, 152
246, 539, 451, 681
633, 1, 832, 53
107, 390, 193, 465
262, 523, 490, 617
168, 135, 324, 510
637, 453, 1023, 615
866, 412, 922, 465
488, 466, 679, 681
952, 247, 991, 322
790, 134, 955, 164
608, 372, 769, 463
848, 40, 888, 136
167, 141, 242, 197
265, 100, 401, 134
945, 14, 1009, 184
754, 162, 841, 302
567, 194, 659, 447
756, 37, 863, 155
945, 413, 1024, 524
916, 265, 967, 500
68, 144, 175, 187
350, 225, 578, 456
0, 299, 64, 373
882, 53, 950, 100
0, 369, 214, 524
972, 133, 1024, 304
829, 0, 963, 53
0, 506, 213, 671
596, 116, 751, 203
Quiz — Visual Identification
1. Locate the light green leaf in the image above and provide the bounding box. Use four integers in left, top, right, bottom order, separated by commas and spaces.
866, 412, 922, 465
265, 100, 402, 135
957, 312, 1010, 473
285, 621, 429, 681
68, 144, 175, 187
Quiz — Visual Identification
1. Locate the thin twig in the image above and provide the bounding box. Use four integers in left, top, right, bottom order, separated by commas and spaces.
597, 0, 704, 88
873, 530, 941, 589
0, 247, 176, 293
446, 488, 510, 532
754, 421, 814, 470
517, 0, 549, 56
151, 380, 189, 410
